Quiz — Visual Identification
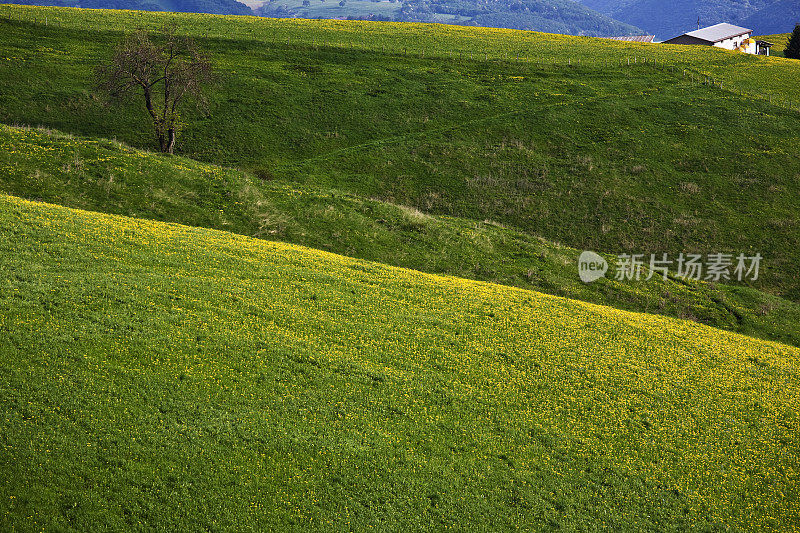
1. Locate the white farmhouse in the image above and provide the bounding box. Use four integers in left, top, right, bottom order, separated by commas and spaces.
663, 23, 772, 55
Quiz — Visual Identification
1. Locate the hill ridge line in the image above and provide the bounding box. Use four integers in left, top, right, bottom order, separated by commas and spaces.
4, 191, 798, 352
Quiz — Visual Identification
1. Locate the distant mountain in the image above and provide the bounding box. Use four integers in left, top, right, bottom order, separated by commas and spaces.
743, 0, 800, 35
574, 0, 798, 39
575, 0, 627, 14
258, 0, 645, 36
8, 0, 253, 15
413, 0, 646, 35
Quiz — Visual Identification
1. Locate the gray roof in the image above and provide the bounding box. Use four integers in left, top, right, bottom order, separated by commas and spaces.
681, 23, 752, 43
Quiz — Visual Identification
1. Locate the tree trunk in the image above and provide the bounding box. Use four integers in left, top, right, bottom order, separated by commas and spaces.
144, 87, 167, 153
166, 128, 176, 154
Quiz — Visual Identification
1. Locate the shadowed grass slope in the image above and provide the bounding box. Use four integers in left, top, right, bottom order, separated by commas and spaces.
1, 194, 799, 530
2, 5, 800, 105
1, 10, 799, 300
3, 124, 800, 347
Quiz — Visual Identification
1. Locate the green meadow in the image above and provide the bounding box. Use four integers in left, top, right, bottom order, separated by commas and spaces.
1, 9, 800, 300
3, 123, 800, 348
2, 194, 799, 530
1, 5, 800, 530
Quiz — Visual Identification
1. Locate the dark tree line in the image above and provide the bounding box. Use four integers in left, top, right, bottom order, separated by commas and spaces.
785, 24, 800, 60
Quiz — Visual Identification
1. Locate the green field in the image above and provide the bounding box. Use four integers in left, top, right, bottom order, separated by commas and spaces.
1, 5, 800, 530
3, 5, 800, 104
1, 8, 800, 301
2, 194, 799, 530
4, 123, 800, 348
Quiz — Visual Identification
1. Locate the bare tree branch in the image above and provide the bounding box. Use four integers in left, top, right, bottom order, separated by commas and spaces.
96, 23, 214, 154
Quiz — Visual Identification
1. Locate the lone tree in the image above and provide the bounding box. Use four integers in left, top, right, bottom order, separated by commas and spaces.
785, 24, 800, 60
97, 24, 213, 154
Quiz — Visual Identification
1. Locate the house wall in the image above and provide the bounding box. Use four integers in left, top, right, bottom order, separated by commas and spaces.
664, 32, 757, 54
712, 33, 752, 51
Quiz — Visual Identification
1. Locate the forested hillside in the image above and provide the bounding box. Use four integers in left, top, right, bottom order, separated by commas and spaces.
576, 0, 798, 38
744, 1, 800, 36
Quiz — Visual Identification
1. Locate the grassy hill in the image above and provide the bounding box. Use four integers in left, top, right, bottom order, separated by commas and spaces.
1, 7, 799, 301
2, 6, 800, 530
1, 193, 799, 530
4, 123, 800, 347
5, 0, 645, 35
3, 5, 799, 104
